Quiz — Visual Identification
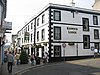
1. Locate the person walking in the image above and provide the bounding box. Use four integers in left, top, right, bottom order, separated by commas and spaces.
15, 52, 20, 65
43, 52, 48, 64
94, 48, 98, 58
7, 51, 14, 73
30, 53, 36, 66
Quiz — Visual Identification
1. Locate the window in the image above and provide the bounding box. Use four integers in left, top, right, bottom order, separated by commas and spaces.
54, 45, 61, 57
54, 26, 61, 40
42, 14, 45, 24
31, 22, 33, 29
37, 31, 39, 41
94, 43, 99, 52
28, 25, 29, 31
93, 16, 98, 25
83, 35, 90, 49
37, 18, 39, 26
41, 29, 45, 41
82, 18, 89, 31
94, 29, 99, 39
54, 10, 61, 21
31, 34, 32, 42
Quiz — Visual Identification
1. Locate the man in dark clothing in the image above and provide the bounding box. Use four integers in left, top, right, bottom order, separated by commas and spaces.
7, 51, 14, 73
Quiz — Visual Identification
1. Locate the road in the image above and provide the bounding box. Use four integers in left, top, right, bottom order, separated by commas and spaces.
21, 58, 100, 75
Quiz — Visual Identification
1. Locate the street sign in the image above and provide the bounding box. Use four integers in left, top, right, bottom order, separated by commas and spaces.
62, 43, 66, 48
91, 46, 94, 51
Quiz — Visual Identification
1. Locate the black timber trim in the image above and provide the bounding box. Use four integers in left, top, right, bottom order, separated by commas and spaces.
52, 22, 100, 28
48, 8, 52, 62
52, 41, 100, 43
49, 6, 100, 15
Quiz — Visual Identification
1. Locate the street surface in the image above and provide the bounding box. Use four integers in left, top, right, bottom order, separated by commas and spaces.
21, 58, 100, 75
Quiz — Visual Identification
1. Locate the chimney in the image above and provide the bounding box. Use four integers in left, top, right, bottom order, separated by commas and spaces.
71, 0, 75, 8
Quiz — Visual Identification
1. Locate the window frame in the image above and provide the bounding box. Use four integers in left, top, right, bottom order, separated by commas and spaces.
54, 10, 61, 21
94, 29, 99, 39
93, 16, 98, 25
82, 18, 89, 31
41, 29, 45, 41
83, 35, 90, 49
42, 14, 45, 24
54, 45, 61, 57
37, 31, 39, 41
31, 22, 33, 29
54, 26, 61, 40
37, 18, 39, 26
31, 33, 32, 42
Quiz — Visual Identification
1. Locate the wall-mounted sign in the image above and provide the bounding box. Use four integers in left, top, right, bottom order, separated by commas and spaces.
67, 27, 78, 34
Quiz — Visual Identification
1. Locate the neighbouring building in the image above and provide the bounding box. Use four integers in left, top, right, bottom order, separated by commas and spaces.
17, 3, 100, 62
0, 0, 12, 69
93, 0, 100, 10
0, 0, 7, 66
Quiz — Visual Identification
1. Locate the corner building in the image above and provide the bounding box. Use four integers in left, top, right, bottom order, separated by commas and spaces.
17, 3, 100, 62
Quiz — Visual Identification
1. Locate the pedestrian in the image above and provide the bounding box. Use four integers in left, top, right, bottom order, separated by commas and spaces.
15, 52, 20, 65
94, 48, 98, 58
43, 52, 48, 64
30, 53, 36, 66
7, 51, 14, 73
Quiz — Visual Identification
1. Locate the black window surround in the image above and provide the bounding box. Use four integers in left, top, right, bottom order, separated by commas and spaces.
37, 18, 39, 26
82, 18, 89, 31
41, 29, 45, 41
54, 45, 61, 57
83, 35, 90, 49
42, 14, 45, 24
93, 16, 98, 25
54, 10, 61, 21
37, 31, 39, 41
94, 29, 99, 39
54, 26, 61, 40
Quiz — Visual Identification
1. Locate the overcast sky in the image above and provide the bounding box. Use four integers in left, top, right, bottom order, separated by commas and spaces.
5, 0, 94, 42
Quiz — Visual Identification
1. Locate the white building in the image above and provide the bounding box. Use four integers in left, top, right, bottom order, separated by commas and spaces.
17, 3, 100, 62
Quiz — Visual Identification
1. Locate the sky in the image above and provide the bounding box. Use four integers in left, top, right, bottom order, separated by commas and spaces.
5, 0, 94, 42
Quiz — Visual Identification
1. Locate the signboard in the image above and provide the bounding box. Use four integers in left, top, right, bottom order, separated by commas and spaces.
91, 46, 94, 51
3, 21, 12, 30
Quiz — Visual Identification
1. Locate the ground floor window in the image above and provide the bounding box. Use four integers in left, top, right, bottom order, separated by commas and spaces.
94, 43, 99, 52
54, 45, 61, 57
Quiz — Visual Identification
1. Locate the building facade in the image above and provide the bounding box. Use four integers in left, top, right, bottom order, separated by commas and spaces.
0, 0, 7, 66
17, 3, 100, 62
93, 0, 100, 10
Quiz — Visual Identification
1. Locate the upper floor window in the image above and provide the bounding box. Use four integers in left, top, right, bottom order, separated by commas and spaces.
37, 18, 39, 26
37, 31, 39, 41
31, 22, 33, 29
26, 27, 27, 32
41, 29, 45, 41
54, 26, 61, 40
54, 10, 61, 21
28, 25, 29, 31
93, 16, 98, 25
94, 29, 99, 39
31, 34, 32, 42
82, 18, 89, 31
83, 35, 90, 49
42, 14, 45, 24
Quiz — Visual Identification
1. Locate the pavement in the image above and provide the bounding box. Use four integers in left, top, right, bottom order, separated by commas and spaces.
1, 58, 100, 75
0, 61, 44, 75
